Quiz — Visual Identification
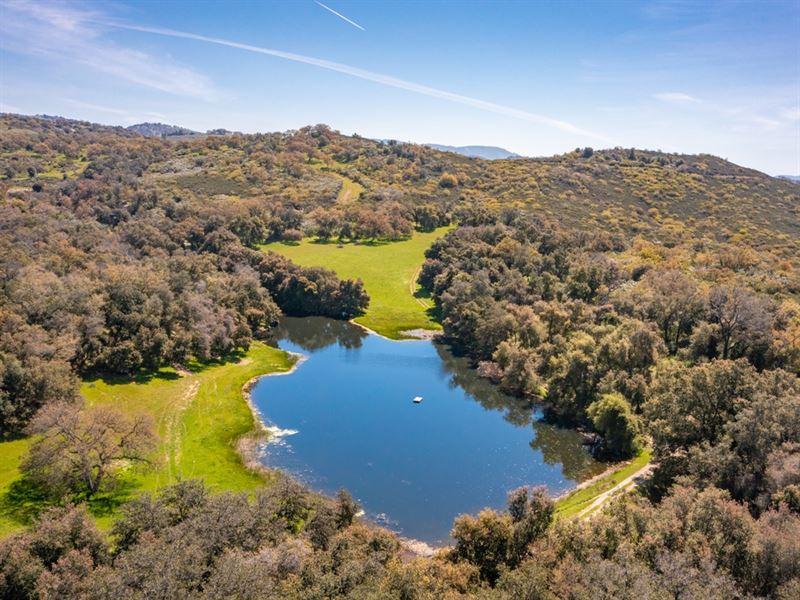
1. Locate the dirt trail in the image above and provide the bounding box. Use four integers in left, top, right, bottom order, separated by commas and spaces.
408, 265, 432, 309
577, 462, 655, 518
162, 380, 200, 479
335, 174, 362, 204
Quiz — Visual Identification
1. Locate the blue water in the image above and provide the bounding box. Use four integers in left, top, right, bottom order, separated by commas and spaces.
252, 317, 602, 544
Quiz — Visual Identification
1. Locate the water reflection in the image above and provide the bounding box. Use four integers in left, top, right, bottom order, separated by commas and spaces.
434, 335, 605, 481
530, 421, 606, 481
257, 317, 602, 543
269, 316, 368, 351
432, 342, 534, 427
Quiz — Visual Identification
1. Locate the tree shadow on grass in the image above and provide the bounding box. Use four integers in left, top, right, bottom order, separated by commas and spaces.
413, 286, 434, 301
0, 477, 53, 528
83, 476, 140, 519
83, 348, 253, 387
424, 303, 442, 324
0, 431, 27, 444
0, 475, 141, 528
412, 283, 442, 324
308, 237, 403, 247
183, 348, 249, 375
83, 369, 181, 389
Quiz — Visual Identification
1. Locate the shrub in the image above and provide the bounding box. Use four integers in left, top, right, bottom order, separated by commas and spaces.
587, 393, 642, 458
438, 172, 458, 188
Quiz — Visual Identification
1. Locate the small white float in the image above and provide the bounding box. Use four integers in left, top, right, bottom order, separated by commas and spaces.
413, 396, 423, 403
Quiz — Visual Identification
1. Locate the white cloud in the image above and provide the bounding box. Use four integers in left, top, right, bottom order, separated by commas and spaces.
1, 1, 220, 101
653, 92, 700, 103
652, 90, 796, 132
748, 115, 782, 129
60, 99, 174, 126
780, 107, 800, 121
3, 1, 602, 140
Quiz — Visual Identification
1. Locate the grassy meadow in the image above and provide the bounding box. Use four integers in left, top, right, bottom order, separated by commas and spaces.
0, 342, 294, 536
262, 227, 451, 338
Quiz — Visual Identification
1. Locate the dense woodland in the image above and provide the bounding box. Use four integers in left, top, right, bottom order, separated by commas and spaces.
1, 114, 799, 598
1, 477, 797, 599
0, 116, 371, 436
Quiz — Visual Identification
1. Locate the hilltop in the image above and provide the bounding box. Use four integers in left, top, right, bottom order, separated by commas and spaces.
126, 122, 199, 137
2, 113, 799, 288
126, 122, 239, 138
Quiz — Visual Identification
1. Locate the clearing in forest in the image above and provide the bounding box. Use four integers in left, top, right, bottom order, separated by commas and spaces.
262, 227, 451, 339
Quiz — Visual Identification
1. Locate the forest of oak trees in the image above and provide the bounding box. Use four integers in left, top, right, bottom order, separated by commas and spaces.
0, 114, 798, 599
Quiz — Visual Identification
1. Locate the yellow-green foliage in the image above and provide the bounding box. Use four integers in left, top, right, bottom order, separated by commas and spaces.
310, 160, 364, 203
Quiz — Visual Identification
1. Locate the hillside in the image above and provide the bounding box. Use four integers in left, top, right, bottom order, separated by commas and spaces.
4, 114, 798, 287
1, 114, 799, 599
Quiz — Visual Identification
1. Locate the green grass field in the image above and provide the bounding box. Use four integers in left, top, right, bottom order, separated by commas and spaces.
555, 448, 653, 519
0, 438, 31, 536
0, 342, 294, 537
262, 227, 451, 339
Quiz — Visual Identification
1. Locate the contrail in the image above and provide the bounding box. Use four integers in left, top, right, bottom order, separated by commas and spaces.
104, 21, 604, 139
315, 1, 365, 31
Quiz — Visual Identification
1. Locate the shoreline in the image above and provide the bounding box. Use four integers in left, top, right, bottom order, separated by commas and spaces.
235, 344, 447, 558
554, 449, 653, 518
235, 331, 645, 552
398, 536, 442, 559
350, 319, 441, 342
233, 337, 647, 556
552, 459, 626, 502
553, 449, 651, 502
236, 350, 307, 478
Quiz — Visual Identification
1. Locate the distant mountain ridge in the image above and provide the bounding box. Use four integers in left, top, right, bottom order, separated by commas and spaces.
424, 144, 521, 160
777, 175, 800, 183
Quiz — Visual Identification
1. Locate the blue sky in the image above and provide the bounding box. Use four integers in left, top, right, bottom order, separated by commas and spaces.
1, 0, 798, 174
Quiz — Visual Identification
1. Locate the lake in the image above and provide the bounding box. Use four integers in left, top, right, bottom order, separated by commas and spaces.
252, 317, 604, 545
